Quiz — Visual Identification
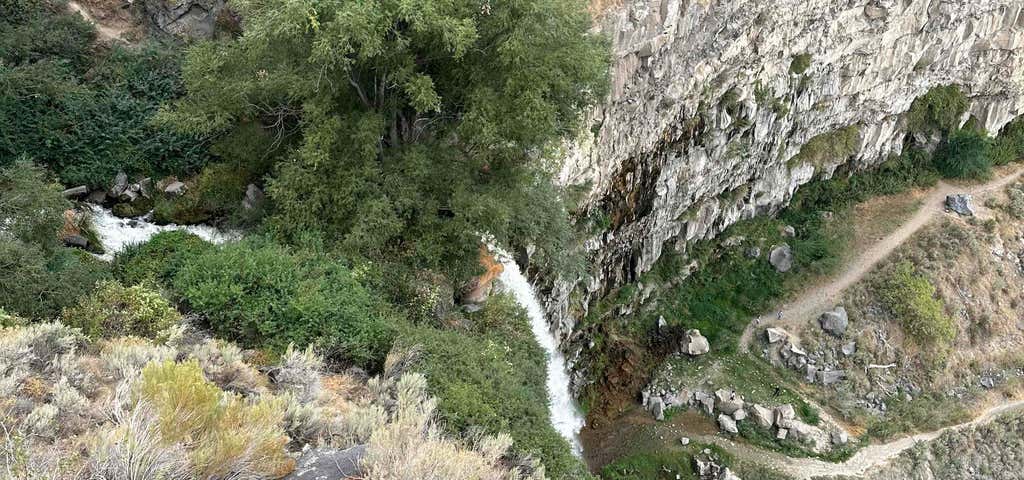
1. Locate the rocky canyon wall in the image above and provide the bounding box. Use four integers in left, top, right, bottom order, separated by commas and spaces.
545, 0, 1024, 345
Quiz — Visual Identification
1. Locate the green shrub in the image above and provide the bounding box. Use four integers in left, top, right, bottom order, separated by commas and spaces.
788, 125, 861, 168
62, 281, 180, 339
0, 2, 211, 186
790, 53, 812, 75
136, 360, 293, 479
906, 85, 969, 135
151, 162, 256, 225
989, 117, 1024, 166
173, 238, 394, 368
0, 160, 69, 248
876, 261, 955, 348
113, 230, 212, 287
933, 128, 992, 179
403, 294, 588, 479
0, 239, 111, 319
601, 451, 696, 480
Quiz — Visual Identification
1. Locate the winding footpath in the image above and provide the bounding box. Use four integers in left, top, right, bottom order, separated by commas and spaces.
724, 167, 1024, 478
739, 167, 1024, 352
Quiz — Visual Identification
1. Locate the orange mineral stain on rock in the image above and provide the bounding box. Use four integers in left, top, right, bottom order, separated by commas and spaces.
461, 245, 505, 305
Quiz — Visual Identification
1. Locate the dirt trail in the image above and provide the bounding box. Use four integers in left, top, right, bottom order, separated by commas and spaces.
68, 1, 127, 42
696, 398, 1024, 479
739, 167, 1024, 352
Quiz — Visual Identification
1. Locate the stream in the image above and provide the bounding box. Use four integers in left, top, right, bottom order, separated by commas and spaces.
496, 251, 586, 456
87, 207, 587, 455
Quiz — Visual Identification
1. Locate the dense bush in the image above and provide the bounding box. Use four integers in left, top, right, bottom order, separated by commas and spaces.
906, 85, 969, 136
0, 0, 211, 187
403, 295, 589, 479
876, 261, 954, 348
788, 125, 860, 168
112, 230, 212, 287
933, 128, 992, 179
0, 161, 69, 248
62, 281, 180, 339
173, 238, 395, 368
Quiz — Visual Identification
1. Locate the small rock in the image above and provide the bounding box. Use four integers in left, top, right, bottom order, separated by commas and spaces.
818, 369, 846, 385
164, 181, 187, 196
733, 408, 747, 421
782, 225, 796, 237
242, 183, 265, 210
774, 404, 796, 427
841, 341, 857, 356
110, 172, 129, 197
818, 306, 848, 337
776, 428, 789, 440
765, 327, 788, 344
62, 185, 88, 198
694, 391, 715, 414
87, 190, 108, 204
769, 244, 793, 273
680, 436, 690, 446
718, 414, 738, 434
745, 246, 761, 258
806, 364, 818, 383
945, 194, 975, 216
139, 178, 153, 199
650, 396, 665, 421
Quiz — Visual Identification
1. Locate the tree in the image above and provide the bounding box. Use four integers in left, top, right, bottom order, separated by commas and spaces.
160, 0, 609, 281
933, 128, 992, 180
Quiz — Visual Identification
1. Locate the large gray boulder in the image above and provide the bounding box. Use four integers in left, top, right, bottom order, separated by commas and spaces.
945, 194, 975, 216
749, 404, 774, 428
769, 244, 794, 273
717, 413, 738, 434
714, 389, 744, 415
286, 445, 366, 480
683, 329, 710, 356
144, 0, 228, 39
818, 306, 848, 337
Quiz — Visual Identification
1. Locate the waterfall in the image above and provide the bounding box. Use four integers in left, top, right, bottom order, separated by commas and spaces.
496, 251, 585, 456
87, 205, 237, 260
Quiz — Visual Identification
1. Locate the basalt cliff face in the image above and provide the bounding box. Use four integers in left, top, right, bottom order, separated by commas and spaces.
545, 0, 1024, 357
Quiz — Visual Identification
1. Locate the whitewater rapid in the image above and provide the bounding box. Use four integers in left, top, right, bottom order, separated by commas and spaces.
87, 205, 236, 260
496, 252, 585, 456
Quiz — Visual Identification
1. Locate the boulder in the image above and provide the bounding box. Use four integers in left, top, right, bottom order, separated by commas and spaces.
110, 172, 129, 197
694, 391, 715, 414
765, 327, 788, 344
683, 329, 710, 356
62, 185, 88, 198
143, 0, 229, 39
832, 430, 849, 445
776, 428, 789, 440
86, 190, 108, 204
720, 468, 741, 480
714, 389, 744, 415
657, 315, 668, 333
818, 306, 848, 337
243, 183, 265, 210
781, 225, 796, 237
773, 404, 796, 427
769, 244, 793, 273
732, 408, 747, 421
945, 194, 975, 216
680, 436, 690, 446
717, 413, 738, 434
749, 404, 774, 428
650, 396, 665, 421
285, 445, 366, 480
745, 246, 761, 258
818, 369, 846, 386
806, 364, 818, 383
164, 181, 187, 196
63, 234, 89, 249
138, 178, 153, 199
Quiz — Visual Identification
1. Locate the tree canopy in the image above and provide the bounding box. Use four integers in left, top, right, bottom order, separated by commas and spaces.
162, 0, 609, 280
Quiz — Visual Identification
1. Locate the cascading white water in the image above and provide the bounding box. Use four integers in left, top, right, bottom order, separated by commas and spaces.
496, 252, 585, 456
87, 205, 237, 260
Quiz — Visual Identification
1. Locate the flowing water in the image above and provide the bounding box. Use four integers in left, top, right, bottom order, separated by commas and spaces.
87, 205, 237, 259
496, 251, 586, 456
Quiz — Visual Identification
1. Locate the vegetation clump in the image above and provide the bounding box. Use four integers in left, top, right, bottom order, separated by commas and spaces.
876, 261, 954, 348
790, 53, 812, 75
788, 125, 861, 168
62, 281, 180, 339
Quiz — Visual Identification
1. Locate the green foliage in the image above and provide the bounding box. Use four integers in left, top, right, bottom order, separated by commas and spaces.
876, 261, 954, 348
0, 1, 211, 186
788, 126, 861, 169
601, 451, 696, 480
906, 85, 969, 136
865, 392, 969, 440
152, 163, 252, 225
932, 128, 992, 179
790, 53, 812, 75
62, 281, 180, 339
173, 238, 394, 368
0, 160, 70, 248
160, 0, 609, 282
990, 117, 1024, 166
0, 240, 111, 319
404, 295, 589, 479
112, 230, 212, 287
